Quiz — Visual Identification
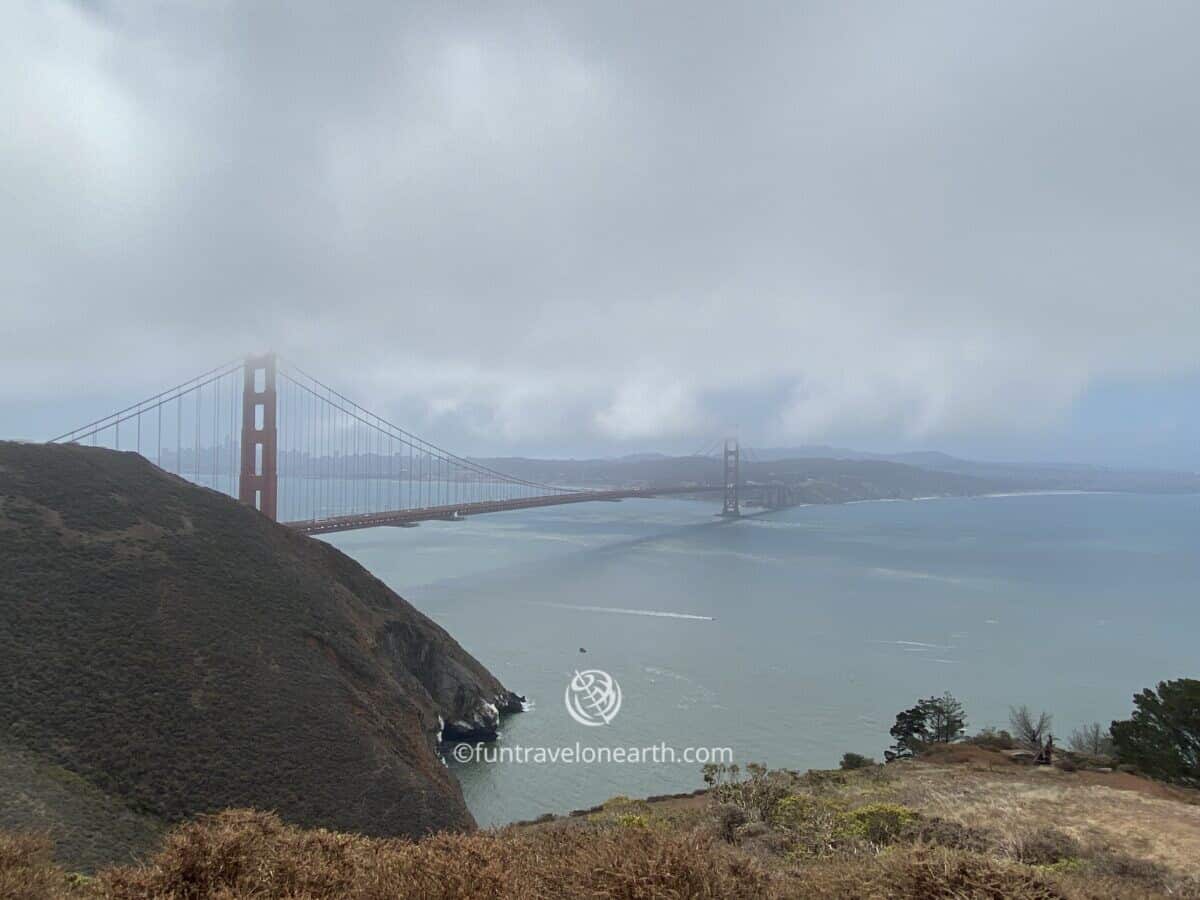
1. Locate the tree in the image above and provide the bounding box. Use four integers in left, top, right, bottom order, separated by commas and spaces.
885, 693, 967, 761
886, 705, 929, 761
1009, 705, 1053, 749
1110, 679, 1200, 787
919, 692, 967, 743
1068, 722, 1114, 757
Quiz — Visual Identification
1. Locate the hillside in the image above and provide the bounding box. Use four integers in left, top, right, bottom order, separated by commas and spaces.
0, 441, 521, 871
5, 749, 1198, 898
744, 447, 1200, 494
470, 451, 1200, 497
472, 453, 1007, 499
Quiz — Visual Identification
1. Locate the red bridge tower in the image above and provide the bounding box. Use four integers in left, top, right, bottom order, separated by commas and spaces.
721, 437, 740, 518
238, 353, 278, 520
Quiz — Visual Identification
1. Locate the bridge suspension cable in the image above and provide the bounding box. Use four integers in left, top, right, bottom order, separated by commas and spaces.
48, 360, 246, 498
48, 353, 585, 529
46, 353, 768, 532
272, 359, 578, 524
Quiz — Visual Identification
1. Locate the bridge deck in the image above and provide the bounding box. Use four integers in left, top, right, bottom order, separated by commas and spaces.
284, 485, 719, 535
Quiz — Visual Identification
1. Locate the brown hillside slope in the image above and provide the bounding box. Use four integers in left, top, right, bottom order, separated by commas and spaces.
0, 441, 521, 870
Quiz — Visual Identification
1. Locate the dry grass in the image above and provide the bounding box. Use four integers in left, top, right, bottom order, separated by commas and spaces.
0, 831, 85, 900
5, 753, 1200, 899
88, 809, 772, 899
881, 756, 1200, 881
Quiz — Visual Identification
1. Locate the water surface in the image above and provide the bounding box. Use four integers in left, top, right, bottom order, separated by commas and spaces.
324, 492, 1199, 826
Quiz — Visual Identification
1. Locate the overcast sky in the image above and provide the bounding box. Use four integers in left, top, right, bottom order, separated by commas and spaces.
2, 1, 1197, 466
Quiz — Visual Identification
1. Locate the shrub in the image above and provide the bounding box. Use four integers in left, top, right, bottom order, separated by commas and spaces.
839, 752, 874, 770
838, 803, 918, 845
769, 796, 919, 855
770, 794, 845, 828
711, 804, 748, 842
880, 846, 1065, 899
967, 727, 1017, 750
898, 816, 991, 852
614, 814, 649, 829
1010, 826, 1081, 866
707, 762, 794, 821
0, 831, 74, 900
1084, 850, 1171, 889
769, 795, 850, 856
601, 795, 634, 808
797, 769, 849, 792
94, 809, 775, 899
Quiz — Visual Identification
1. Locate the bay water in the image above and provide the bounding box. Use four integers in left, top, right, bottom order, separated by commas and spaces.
323, 492, 1199, 826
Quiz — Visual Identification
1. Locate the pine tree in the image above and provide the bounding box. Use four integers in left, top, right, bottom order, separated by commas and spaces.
1111, 679, 1200, 787
886, 705, 929, 761
919, 692, 967, 743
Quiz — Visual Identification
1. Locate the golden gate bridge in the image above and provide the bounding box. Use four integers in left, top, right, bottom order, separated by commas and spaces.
49, 354, 748, 534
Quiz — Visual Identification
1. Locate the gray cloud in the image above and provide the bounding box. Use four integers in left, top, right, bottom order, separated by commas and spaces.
3, 1, 1198, 456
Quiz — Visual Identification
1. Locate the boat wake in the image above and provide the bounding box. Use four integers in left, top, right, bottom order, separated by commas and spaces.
532, 601, 714, 621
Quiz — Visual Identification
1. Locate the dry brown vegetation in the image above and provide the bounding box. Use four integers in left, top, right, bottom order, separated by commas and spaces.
5, 751, 1199, 899
4, 810, 773, 900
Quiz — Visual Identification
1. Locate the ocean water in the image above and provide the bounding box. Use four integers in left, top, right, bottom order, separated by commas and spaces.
322, 492, 1200, 826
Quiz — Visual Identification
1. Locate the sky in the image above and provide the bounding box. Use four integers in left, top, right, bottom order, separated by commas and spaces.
2, 1, 1197, 468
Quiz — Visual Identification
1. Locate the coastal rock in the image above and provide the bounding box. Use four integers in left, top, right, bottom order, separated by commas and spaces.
378, 619, 524, 743
440, 691, 526, 742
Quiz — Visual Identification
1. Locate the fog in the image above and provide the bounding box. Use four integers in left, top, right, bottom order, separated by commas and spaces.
2, 2, 1197, 464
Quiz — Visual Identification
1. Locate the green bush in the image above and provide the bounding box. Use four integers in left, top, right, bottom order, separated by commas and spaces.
967, 727, 1016, 750
839, 752, 874, 770
769, 796, 919, 854
838, 803, 918, 844
706, 763, 794, 821
769, 794, 846, 829
769, 795, 848, 856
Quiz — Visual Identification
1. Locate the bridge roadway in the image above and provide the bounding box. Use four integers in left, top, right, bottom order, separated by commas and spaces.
284, 484, 723, 535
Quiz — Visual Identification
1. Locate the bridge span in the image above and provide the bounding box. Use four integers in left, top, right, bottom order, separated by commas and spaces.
286, 485, 723, 535
50, 353, 763, 533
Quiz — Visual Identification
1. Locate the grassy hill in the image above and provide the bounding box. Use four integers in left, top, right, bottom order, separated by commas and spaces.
0, 442, 522, 871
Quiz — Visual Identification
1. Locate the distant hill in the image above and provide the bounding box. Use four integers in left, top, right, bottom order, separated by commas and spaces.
471, 454, 1005, 499
472, 449, 1200, 497
746, 446, 1200, 492
0, 441, 521, 871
